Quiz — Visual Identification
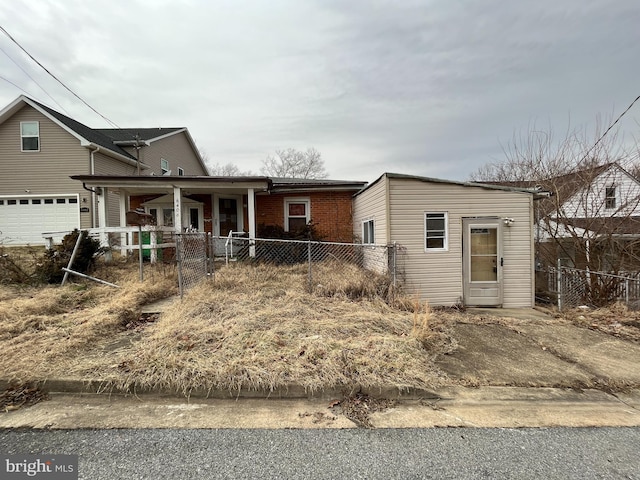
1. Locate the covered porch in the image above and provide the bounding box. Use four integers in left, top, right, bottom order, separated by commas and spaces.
71, 175, 271, 257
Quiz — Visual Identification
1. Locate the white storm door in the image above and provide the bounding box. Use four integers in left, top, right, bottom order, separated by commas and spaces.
463, 218, 503, 306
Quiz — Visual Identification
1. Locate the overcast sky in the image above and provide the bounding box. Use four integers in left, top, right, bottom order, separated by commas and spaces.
1, 0, 638, 182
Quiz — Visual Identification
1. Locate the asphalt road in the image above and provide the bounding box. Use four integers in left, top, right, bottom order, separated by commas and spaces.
1, 428, 638, 479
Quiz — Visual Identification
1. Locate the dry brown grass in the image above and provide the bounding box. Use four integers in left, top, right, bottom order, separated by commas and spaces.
0, 259, 450, 396
116, 262, 448, 395
563, 303, 640, 343
0, 261, 177, 382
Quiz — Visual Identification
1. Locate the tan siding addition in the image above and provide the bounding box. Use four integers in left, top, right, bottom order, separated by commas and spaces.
387, 178, 534, 308
352, 176, 388, 245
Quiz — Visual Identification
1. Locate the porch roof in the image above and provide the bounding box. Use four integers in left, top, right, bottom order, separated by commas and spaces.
71, 174, 272, 195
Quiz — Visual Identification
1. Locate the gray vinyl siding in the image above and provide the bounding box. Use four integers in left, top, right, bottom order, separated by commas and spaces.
93, 151, 137, 227
130, 131, 207, 176
387, 178, 534, 308
0, 105, 89, 195
352, 176, 388, 245
0, 105, 93, 229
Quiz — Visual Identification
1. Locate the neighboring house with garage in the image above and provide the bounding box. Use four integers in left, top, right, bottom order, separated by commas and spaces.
0, 95, 207, 245
353, 173, 543, 308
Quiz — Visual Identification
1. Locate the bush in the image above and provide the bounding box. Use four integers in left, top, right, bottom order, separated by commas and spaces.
257, 221, 324, 241
38, 230, 102, 284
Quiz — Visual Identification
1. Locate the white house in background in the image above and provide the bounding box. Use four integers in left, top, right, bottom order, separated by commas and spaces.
495, 162, 640, 270
353, 173, 543, 308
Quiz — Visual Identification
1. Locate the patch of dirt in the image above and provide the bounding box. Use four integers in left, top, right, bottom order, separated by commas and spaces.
333, 393, 397, 428
123, 312, 160, 332
0, 383, 48, 412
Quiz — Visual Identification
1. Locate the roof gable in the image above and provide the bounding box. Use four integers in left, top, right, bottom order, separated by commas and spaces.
0, 95, 137, 161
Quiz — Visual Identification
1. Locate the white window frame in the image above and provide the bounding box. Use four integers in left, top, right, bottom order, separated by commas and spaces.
20, 121, 40, 152
425, 212, 448, 252
284, 197, 310, 232
178, 167, 185, 176
362, 218, 375, 244
161, 158, 169, 175
605, 185, 616, 210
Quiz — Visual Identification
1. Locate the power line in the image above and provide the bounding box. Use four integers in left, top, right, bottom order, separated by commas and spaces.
0, 24, 120, 128
0, 45, 69, 114
578, 94, 640, 165
0, 73, 39, 98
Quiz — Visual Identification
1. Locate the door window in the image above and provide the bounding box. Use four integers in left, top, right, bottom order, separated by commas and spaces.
189, 208, 200, 231
219, 198, 238, 236
470, 227, 498, 282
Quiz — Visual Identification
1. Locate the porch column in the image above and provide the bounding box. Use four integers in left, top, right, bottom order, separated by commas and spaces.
97, 187, 109, 247
173, 186, 182, 234
119, 191, 128, 255
248, 188, 256, 257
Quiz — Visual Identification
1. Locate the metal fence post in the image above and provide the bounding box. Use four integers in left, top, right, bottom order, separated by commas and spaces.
308, 239, 312, 291
61, 230, 84, 286
625, 278, 629, 304
208, 233, 214, 281
392, 241, 397, 288
557, 258, 562, 311
176, 234, 184, 298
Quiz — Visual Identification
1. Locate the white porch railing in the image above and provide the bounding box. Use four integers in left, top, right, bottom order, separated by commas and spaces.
223, 231, 248, 264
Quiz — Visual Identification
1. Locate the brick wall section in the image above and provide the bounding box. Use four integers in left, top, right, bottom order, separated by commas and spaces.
256, 191, 355, 242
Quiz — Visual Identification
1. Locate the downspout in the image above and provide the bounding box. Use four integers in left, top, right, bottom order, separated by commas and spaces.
89, 146, 101, 228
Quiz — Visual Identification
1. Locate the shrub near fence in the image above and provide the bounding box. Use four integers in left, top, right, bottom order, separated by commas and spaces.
546, 265, 640, 309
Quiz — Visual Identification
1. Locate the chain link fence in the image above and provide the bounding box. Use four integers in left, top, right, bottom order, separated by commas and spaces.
545, 265, 640, 309
175, 234, 401, 296
176, 233, 211, 296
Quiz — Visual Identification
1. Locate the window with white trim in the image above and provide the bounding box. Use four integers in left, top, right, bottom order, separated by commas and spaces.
178, 167, 185, 176
425, 212, 448, 251
161, 158, 169, 175
284, 198, 310, 232
605, 186, 616, 209
21, 121, 39, 151
363, 219, 375, 244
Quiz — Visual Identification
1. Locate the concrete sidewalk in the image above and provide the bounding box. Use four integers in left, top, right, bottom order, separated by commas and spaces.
1, 387, 638, 429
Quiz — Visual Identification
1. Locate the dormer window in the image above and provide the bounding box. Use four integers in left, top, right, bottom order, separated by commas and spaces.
605, 186, 616, 209
21, 121, 39, 151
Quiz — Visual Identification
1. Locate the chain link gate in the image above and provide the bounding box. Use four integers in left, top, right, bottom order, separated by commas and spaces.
176, 233, 211, 297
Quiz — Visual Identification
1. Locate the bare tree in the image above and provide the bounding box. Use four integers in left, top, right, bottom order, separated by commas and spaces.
471, 118, 640, 305
208, 161, 254, 176
261, 148, 328, 179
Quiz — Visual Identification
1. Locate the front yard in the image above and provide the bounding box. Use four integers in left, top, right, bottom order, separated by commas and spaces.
1, 256, 639, 398
0, 260, 451, 395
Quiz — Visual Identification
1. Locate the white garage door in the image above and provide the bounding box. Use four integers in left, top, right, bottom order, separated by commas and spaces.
0, 195, 80, 245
